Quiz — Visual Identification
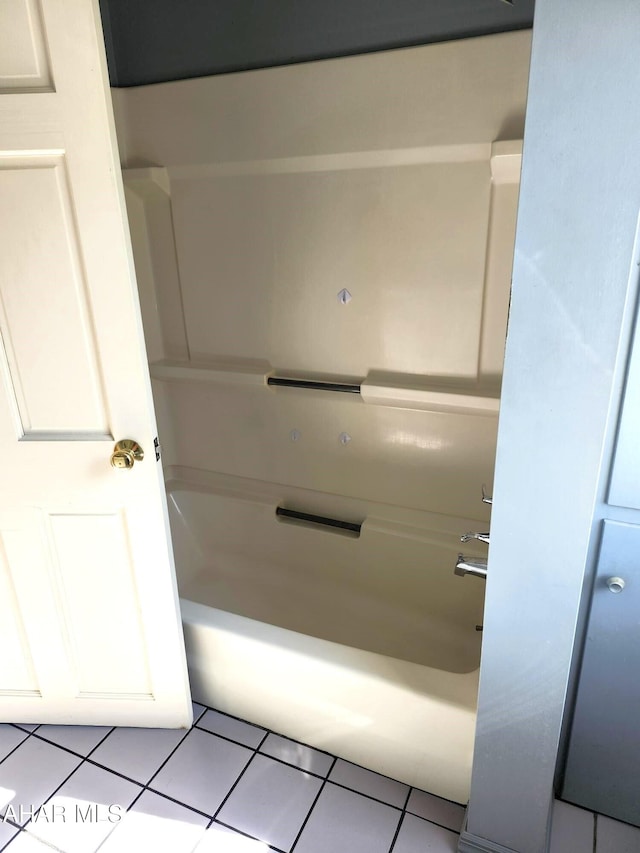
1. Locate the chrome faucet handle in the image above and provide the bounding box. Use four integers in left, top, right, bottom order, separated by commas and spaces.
454, 555, 487, 579
481, 484, 493, 505
460, 532, 490, 544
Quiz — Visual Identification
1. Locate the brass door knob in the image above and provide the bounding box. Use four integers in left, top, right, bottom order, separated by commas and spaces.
110, 439, 144, 469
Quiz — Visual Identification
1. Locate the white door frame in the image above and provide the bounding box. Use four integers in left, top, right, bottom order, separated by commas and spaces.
460, 1, 640, 851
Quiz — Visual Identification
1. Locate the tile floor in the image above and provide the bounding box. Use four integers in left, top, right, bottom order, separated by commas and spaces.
0, 703, 637, 852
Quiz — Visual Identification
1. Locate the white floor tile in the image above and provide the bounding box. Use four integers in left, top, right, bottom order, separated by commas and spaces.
259, 734, 333, 777
197, 710, 265, 748
392, 813, 459, 853
550, 801, 594, 853
328, 760, 409, 808
217, 754, 322, 851
34, 725, 112, 757
149, 728, 252, 817
406, 788, 465, 832
0, 738, 81, 826
0, 819, 19, 849
597, 814, 640, 852
89, 724, 190, 784
294, 783, 401, 853
0, 727, 28, 764
27, 761, 141, 853
99, 790, 208, 853
195, 822, 274, 851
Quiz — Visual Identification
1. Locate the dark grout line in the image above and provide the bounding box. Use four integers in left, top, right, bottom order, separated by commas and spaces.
324, 779, 403, 812
93, 729, 245, 825
0, 729, 35, 773
192, 724, 266, 755
85, 727, 116, 758
289, 755, 338, 852
135, 786, 212, 821
406, 813, 461, 836
122, 726, 272, 829
1, 731, 86, 839
196, 705, 268, 734
28, 729, 115, 763
83, 757, 146, 787
195, 704, 335, 759
256, 729, 270, 750
20, 756, 93, 837
406, 784, 466, 810
332, 757, 412, 790
253, 749, 328, 780
221, 734, 329, 779
260, 732, 336, 760
9, 724, 39, 735
387, 784, 412, 851
409, 812, 460, 837
137, 722, 265, 817
388, 810, 407, 853
401, 787, 412, 812
400, 785, 467, 835
192, 705, 207, 726
593, 812, 597, 853
16, 730, 212, 850
259, 730, 336, 760
134, 725, 194, 789
124, 785, 148, 820
0, 822, 21, 853
208, 736, 267, 823
401, 786, 464, 835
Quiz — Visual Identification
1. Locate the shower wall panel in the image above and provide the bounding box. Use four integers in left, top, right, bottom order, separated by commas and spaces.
117, 31, 530, 658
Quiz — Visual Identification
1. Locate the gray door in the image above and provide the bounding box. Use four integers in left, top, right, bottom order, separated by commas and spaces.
562, 286, 640, 826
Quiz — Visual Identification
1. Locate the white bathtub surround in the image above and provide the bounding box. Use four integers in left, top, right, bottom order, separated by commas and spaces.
115, 30, 530, 810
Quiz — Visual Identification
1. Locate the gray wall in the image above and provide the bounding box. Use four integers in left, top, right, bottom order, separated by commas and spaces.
459, 0, 640, 850
99, 0, 534, 87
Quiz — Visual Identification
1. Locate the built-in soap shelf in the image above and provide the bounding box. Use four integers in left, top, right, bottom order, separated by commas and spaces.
165, 465, 489, 549
150, 358, 270, 388
150, 359, 500, 416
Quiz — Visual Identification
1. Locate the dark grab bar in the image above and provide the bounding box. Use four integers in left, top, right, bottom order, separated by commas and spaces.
276, 507, 362, 536
267, 377, 361, 394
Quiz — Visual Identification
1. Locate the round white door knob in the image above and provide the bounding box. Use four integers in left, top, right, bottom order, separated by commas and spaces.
606, 576, 626, 594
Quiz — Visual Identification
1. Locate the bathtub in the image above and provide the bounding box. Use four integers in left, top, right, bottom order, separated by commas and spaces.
117, 35, 523, 809
169, 484, 481, 805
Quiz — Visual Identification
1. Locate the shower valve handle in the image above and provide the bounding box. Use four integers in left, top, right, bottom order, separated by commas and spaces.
460, 532, 490, 544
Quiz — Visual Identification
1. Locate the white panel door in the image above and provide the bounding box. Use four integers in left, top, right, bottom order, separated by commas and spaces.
0, 0, 192, 726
